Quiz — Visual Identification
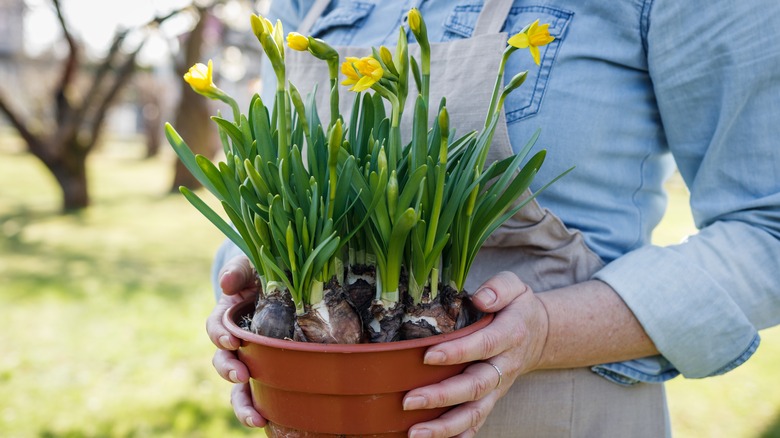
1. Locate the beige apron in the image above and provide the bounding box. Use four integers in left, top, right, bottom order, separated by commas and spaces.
287, 0, 668, 435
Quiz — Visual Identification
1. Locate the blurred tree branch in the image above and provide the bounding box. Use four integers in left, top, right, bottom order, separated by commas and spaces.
0, 0, 188, 212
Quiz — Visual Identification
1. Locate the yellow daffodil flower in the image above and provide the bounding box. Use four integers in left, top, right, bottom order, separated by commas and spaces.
507, 19, 555, 65
183, 59, 217, 96
287, 32, 309, 51
341, 56, 384, 92
181, 59, 241, 120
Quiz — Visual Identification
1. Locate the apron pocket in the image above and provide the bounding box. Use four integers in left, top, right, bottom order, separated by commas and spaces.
443, 3, 573, 122
309, 1, 375, 45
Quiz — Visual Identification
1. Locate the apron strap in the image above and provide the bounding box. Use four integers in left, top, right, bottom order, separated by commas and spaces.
298, 0, 332, 34
473, 0, 515, 36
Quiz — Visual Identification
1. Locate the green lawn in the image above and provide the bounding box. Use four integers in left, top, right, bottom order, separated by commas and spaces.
0, 131, 778, 437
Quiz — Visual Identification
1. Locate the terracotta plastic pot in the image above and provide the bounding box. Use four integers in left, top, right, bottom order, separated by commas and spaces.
223, 298, 494, 437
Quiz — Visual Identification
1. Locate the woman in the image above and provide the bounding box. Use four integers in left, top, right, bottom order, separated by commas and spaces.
207, 0, 780, 436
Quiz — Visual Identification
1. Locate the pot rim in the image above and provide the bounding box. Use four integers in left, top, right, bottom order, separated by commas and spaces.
223, 298, 494, 353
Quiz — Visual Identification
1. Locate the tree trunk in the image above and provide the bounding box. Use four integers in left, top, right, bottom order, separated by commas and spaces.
170, 88, 219, 191
170, 7, 219, 192
45, 143, 90, 211
143, 101, 163, 159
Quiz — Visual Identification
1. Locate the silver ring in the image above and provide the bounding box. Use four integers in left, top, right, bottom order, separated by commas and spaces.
487, 361, 503, 389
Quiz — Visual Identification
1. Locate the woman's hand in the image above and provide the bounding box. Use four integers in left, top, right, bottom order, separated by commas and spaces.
404, 271, 550, 438
205, 255, 266, 428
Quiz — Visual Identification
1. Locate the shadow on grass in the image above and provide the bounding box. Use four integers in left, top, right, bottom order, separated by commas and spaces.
38, 399, 252, 438
0, 208, 211, 303
760, 410, 780, 438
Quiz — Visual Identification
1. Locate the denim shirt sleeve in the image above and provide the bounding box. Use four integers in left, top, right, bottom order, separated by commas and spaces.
594, 0, 780, 380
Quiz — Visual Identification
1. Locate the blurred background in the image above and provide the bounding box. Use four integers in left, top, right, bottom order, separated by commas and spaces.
0, 0, 778, 436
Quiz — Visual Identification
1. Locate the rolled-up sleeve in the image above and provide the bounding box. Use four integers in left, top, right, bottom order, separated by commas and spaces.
594, 0, 780, 379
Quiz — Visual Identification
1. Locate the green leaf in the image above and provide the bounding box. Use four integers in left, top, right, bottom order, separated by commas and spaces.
212, 117, 247, 160
474, 150, 545, 230
238, 185, 265, 218
278, 159, 300, 211
165, 123, 218, 196
195, 155, 230, 203
217, 160, 241, 211
290, 146, 311, 208
260, 246, 296, 301
303, 234, 341, 292
410, 95, 428, 172
251, 98, 275, 161
396, 164, 427, 214
332, 155, 355, 219
244, 159, 271, 202
179, 186, 248, 256
410, 56, 422, 95
220, 199, 262, 275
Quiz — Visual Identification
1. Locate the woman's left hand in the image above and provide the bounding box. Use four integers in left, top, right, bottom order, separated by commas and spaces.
404, 271, 550, 438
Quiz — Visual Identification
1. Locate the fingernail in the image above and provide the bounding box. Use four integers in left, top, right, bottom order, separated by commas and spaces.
403, 395, 427, 410
246, 416, 255, 427
220, 335, 235, 350
475, 287, 497, 308
228, 370, 239, 383
424, 350, 446, 365
409, 428, 432, 438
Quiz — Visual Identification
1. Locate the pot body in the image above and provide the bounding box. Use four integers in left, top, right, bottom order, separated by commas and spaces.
224, 299, 493, 436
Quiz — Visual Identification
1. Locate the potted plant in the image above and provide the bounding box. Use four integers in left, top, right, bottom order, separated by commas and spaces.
166, 9, 559, 436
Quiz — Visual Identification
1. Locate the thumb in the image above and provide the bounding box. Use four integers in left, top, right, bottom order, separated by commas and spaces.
471, 271, 531, 312
219, 255, 257, 296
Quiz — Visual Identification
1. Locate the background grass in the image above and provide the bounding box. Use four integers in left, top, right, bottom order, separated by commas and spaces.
0, 130, 778, 437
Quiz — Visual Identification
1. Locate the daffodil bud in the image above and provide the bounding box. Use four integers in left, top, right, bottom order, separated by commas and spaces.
286, 222, 297, 271
407, 8, 428, 50
504, 70, 528, 95
379, 46, 399, 76
387, 170, 398, 219
328, 119, 343, 167
395, 26, 408, 79
308, 37, 339, 60
378, 146, 388, 174
273, 19, 285, 59
465, 177, 479, 217
499, 71, 528, 110
408, 8, 421, 34
250, 14, 273, 40
438, 107, 449, 137
287, 32, 309, 51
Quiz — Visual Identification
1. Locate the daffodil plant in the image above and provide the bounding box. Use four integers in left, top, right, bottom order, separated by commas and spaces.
167, 9, 560, 343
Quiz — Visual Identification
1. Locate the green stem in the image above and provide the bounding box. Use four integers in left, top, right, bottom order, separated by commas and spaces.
389, 105, 401, 174
484, 47, 516, 129
276, 87, 288, 162
328, 59, 340, 128
430, 267, 439, 301
421, 43, 430, 107
216, 92, 241, 123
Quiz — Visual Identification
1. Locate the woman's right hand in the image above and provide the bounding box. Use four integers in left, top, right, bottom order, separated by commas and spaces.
206, 255, 266, 428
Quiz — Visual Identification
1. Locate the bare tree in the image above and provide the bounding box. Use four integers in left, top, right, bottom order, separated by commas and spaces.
0, 0, 184, 212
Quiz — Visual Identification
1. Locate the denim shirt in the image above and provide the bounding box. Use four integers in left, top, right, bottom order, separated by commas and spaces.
227, 0, 780, 384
